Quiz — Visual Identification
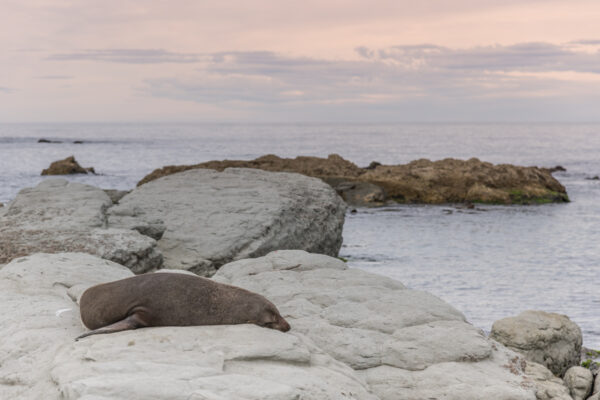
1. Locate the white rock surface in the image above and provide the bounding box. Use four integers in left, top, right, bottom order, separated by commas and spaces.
563, 366, 592, 400
215, 250, 540, 399
109, 168, 346, 275
0, 179, 161, 272
0, 253, 376, 400
523, 361, 573, 400
490, 310, 583, 376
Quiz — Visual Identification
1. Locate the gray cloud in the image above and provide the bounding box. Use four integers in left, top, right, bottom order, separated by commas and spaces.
47, 49, 202, 64
376, 42, 600, 73
141, 42, 600, 108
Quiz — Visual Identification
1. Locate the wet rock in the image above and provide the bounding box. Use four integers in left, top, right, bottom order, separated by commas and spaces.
41, 156, 95, 175
110, 168, 346, 275
563, 366, 592, 400
138, 154, 569, 205
334, 181, 387, 206
545, 166, 567, 173
38, 138, 63, 143
586, 176, 600, 181
0, 179, 161, 272
490, 310, 582, 376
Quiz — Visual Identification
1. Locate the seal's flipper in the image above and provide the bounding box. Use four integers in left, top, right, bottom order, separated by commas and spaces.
76, 314, 145, 341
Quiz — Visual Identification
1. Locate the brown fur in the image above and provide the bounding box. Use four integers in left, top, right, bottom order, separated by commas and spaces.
77, 273, 290, 340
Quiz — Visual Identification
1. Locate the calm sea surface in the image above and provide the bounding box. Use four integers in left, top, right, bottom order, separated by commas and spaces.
1, 123, 599, 346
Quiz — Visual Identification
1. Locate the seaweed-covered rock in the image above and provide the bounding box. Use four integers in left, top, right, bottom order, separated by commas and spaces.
41, 156, 95, 175
138, 155, 568, 205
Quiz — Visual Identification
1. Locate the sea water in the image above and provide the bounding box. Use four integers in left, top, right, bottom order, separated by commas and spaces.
1, 123, 599, 346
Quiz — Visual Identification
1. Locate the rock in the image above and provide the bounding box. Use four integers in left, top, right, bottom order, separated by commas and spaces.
138, 154, 569, 205
365, 161, 381, 170
103, 189, 130, 204
594, 371, 600, 394
41, 156, 95, 175
38, 138, 63, 143
214, 250, 543, 399
110, 168, 346, 276
73, 140, 84, 144
137, 153, 364, 187
586, 176, 600, 181
523, 361, 573, 400
0, 253, 378, 400
544, 166, 567, 173
490, 310, 583, 376
563, 366, 592, 400
0, 179, 161, 272
334, 181, 387, 206
361, 158, 569, 204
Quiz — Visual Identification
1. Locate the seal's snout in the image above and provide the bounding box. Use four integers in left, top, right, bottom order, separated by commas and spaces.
277, 317, 291, 332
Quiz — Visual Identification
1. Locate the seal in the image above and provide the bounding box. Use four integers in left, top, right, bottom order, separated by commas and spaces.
76, 273, 290, 340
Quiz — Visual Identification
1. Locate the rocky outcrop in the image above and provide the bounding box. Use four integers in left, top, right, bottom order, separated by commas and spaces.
563, 366, 593, 400
490, 310, 583, 376
0, 251, 555, 400
137, 153, 363, 186
41, 156, 95, 175
138, 154, 569, 205
359, 158, 568, 204
110, 168, 346, 275
213, 250, 549, 399
0, 179, 161, 272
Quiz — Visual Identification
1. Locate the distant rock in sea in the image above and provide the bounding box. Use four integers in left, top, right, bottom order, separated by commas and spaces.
38, 138, 63, 143
138, 154, 569, 206
41, 156, 95, 175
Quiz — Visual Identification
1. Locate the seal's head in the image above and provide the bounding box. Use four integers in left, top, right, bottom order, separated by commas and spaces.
243, 294, 291, 332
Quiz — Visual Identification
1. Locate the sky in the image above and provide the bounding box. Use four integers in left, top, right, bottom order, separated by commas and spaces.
2, 0, 600, 123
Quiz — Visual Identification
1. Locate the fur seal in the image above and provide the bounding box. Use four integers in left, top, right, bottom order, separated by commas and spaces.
76, 273, 290, 340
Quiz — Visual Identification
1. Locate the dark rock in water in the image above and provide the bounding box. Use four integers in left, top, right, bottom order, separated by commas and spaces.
365, 161, 381, 170
41, 156, 95, 175
586, 176, 600, 181
333, 181, 387, 207
73, 140, 84, 144
103, 189, 130, 204
545, 165, 567, 173
38, 138, 63, 144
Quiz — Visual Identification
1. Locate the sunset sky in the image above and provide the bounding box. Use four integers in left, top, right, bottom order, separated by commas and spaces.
2, 0, 600, 122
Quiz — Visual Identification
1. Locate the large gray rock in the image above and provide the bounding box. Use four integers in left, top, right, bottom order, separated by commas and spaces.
214, 250, 540, 399
0, 253, 376, 400
562, 366, 592, 400
109, 168, 346, 275
490, 310, 583, 376
3, 250, 569, 400
0, 179, 161, 272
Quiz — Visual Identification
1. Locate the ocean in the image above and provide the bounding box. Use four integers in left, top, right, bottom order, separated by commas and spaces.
1, 123, 599, 347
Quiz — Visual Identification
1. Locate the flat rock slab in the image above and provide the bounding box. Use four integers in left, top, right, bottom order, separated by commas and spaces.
0, 180, 161, 272
0, 253, 376, 400
110, 168, 346, 275
214, 250, 540, 399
